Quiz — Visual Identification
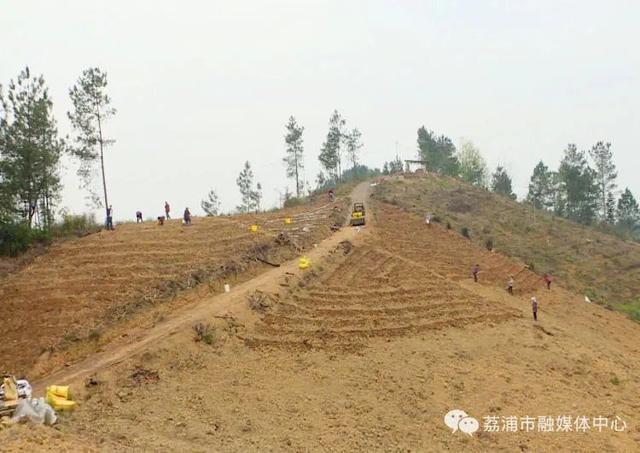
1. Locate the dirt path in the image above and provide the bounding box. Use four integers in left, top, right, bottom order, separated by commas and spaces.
33, 182, 372, 394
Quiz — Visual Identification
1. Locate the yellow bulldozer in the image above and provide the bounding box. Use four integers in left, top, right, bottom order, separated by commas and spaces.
349, 202, 365, 226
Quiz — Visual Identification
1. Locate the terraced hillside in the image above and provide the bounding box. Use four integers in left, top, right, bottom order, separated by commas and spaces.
245, 245, 519, 350
375, 203, 545, 295
0, 198, 347, 377
373, 173, 640, 316
2, 180, 640, 452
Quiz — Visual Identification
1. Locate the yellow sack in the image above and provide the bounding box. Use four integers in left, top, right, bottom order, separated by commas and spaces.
48, 385, 70, 399
284, 217, 292, 225
46, 386, 76, 411
298, 256, 311, 270
249, 224, 258, 232
2, 377, 17, 401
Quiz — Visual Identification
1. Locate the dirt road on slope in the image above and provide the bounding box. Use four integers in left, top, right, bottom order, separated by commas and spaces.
33, 182, 372, 393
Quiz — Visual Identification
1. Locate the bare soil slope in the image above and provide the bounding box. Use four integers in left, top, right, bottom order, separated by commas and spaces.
2, 181, 639, 452
0, 198, 347, 377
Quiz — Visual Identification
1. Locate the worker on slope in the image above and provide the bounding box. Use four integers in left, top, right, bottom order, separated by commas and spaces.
136, 211, 143, 223
472, 264, 480, 282
106, 205, 114, 230
164, 201, 171, 219
544, 273, 552, 290
507, 276, 514, 295
183, 207, 192, 225
531, 296, 538, 321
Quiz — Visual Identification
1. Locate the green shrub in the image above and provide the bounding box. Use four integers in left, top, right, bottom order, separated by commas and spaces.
461, 226, 470, 239
283, 196, 306, 208
0, 222, 50, 257
485, 238, 494, 251
51, 213, 99, 237
194, 322, 216, 345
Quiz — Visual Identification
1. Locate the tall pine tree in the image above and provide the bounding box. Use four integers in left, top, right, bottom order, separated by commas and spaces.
236, 161, 261, 213
526, 161, 555, 210
589, 141, 618, 223
557, 144, 597, 224
344, 128, 363, 173
318, 110, 345, 182
67, 67, 116, 212
283, 116, 304, 197
0, 67, 65, 228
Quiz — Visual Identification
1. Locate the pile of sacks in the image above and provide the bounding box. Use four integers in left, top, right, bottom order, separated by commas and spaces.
1, 376, 74, 426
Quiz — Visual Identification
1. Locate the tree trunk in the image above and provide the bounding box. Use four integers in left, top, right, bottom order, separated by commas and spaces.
97, 113, 109, 216
294, 154, 300, 198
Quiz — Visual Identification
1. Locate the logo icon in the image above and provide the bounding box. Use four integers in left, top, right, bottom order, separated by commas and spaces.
444, 409, 479, 437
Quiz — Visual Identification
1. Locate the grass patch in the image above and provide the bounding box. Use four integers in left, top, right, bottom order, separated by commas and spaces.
194, 322, 217, 345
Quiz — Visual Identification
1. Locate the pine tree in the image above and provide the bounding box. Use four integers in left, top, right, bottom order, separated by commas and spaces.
526, 161, 554, 210
616, 188, 639, 230
491, 166, 516, 199
283, 116, 304, 197
416, 126, 459, 176
251, 182, 263, 212
236, 161, 261, 213
201, 189, 221, 216
67, 67, 116, 212
557, 144, 597, 224
344, 128, 363, 173
589, 141, 618, 223
0, 67, 65, 228
318, 110, 345, 182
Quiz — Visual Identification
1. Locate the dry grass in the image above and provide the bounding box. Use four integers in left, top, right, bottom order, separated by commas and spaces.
373, 173, 640, 318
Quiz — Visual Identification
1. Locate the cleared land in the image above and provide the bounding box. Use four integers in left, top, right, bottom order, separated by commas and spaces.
1, 180, 639, 452
0, 198, 348, 377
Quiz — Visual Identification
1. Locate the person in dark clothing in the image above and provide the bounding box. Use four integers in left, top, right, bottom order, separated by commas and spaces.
136, 211, 143, 223
183, 207, 191, 225
106, 205, 114, 230
165, 201, 171, 219
531, 297, 538, 321
472, 264, 480, 282
544, 274, 552, 290
507, 276, 514, 295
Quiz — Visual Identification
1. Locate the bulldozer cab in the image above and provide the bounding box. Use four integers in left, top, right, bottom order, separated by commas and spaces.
350, 203, 366, 226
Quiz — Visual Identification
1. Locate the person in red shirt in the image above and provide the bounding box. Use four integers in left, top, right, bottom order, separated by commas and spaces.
544, 274, 552, 290
164, 201, 171, 219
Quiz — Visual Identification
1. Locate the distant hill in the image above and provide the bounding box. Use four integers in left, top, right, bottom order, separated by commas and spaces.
372, 173, 640, 320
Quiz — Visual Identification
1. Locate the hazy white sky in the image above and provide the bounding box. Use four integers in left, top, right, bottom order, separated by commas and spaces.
2, 0, 639, 220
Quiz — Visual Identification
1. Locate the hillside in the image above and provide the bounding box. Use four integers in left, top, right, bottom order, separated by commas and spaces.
0, 198, 348, 377
1, 180, 639, 452
373, 173, 640, 319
